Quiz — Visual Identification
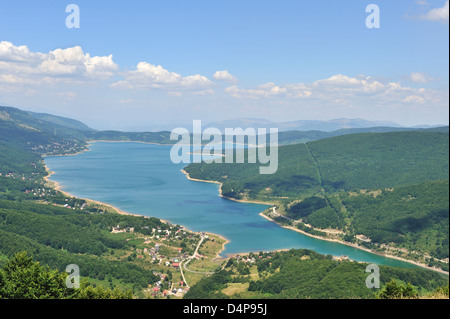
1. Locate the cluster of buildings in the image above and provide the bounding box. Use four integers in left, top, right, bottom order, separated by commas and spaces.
148, 273, 189, 297
332, 255, 350, 261
24, 188, 54, 198
232, 255, 257, 264
111, 225, 135, 234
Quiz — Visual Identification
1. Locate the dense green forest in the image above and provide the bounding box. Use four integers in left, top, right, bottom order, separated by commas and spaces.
184, 249, 448, 299
185, 131, 449, 198
308, 131, 449, 191
339, 180, 449, 259
282, 180, 449, 261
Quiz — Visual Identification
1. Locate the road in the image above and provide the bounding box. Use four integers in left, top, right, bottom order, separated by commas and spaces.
179, 234, 213, 288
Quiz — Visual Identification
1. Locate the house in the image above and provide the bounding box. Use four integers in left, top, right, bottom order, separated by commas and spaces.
152, 287, 160, 292
173, 263, 180, 269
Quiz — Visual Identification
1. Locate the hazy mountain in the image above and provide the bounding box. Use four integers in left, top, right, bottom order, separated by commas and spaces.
27, 111, 94, 131
206, 118, 404, 132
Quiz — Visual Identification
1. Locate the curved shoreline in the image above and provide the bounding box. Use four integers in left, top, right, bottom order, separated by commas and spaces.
43, 147, 230, 257
181, 169, 449, 276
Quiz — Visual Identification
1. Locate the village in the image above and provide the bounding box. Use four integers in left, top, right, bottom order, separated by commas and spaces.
110, 222, 226, 298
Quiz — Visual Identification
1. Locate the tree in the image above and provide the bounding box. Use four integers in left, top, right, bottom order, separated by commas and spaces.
377, 279, 418, 299
0, 251, 74, 299
0, 252, 133, 299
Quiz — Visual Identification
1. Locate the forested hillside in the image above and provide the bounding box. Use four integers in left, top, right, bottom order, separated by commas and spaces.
184, 249, 448, 299
185, 131, 449, 199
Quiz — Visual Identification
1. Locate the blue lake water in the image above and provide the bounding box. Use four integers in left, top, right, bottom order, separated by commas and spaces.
45, 141, 417, 268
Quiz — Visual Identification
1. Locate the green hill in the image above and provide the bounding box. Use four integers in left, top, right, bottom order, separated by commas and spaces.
308, 131, 449, 191
0, 106, 88, 155
185, 130, 449, 199
184, 249, 448, 299
284, 180, 449, 261
338, 180, 449, 259
27, 111, 94, 132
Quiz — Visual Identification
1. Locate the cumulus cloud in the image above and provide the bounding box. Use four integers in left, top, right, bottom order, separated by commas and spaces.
112, 61, 213, 94
213, 70, 237, 82
420, 0, 449, 21
409, 72, 434, 83
0, 41, 118, 85
0, 41, 215, 96
224, 74, 446, 109
225, 82, 287, 99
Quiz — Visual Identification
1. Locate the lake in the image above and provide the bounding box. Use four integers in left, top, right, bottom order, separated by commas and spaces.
45, 141, 417, 268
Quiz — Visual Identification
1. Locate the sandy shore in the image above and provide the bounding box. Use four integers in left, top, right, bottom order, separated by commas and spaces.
180, 169, 274, 206
203, 232, 231, 261
43, 164, 142, 217
181, 169, 449, 276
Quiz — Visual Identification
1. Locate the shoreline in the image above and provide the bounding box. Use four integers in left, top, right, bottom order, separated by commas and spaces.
180, 169, 274, 206
181, 169, 449, 276
43, 147, 230, 256
259, 211, 449, 276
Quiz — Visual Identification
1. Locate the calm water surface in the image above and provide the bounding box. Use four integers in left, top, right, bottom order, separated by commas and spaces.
45, 142, 416, 268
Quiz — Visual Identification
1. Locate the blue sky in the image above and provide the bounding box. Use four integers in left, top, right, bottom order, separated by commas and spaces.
0, 0, 448, 130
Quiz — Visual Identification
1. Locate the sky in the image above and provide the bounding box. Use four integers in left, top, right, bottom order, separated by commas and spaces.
0, 0, 448, 131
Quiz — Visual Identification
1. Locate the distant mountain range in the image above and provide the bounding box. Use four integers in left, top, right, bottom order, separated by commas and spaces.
205, 118, 442, 132
1, 105, 448, 153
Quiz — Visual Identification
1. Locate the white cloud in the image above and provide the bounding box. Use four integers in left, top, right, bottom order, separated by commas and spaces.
0, 41, 214, 97
420, 0, 449, 21
224, 74, 446, 110
213, 70, 237, 82
225, 82, 286, 99
409, 72, 435, 83
0, 41, 118, 85
112, 61, 213, 94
